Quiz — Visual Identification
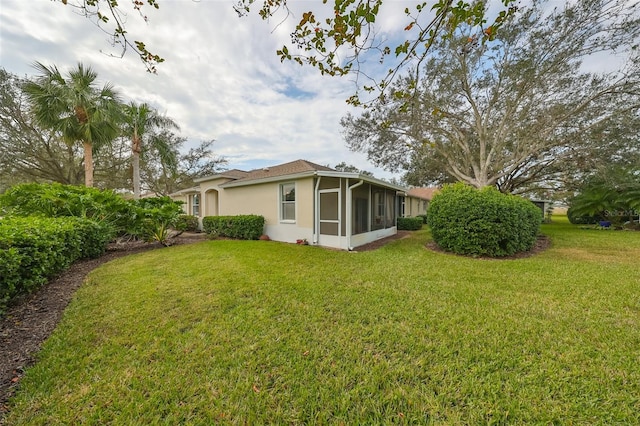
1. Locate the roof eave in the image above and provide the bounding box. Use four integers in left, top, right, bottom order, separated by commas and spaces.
219, 171, 318, 188
168, 186, 200, 196
219, 170, 406, 191
194, 173, 242, 183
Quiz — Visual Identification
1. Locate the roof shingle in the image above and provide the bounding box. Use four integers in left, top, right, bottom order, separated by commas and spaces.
407, 187, 439, 200
229, 159, 334, 183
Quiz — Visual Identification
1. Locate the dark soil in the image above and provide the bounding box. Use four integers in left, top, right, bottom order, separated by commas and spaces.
0, 232, 207, 415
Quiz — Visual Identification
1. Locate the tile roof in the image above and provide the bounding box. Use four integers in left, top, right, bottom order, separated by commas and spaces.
407, 187, 439, 200
228, 159, 335, 183
219, 169, 249, 179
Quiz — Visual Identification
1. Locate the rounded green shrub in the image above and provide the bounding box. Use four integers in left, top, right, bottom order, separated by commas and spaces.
427, 183, 542, 257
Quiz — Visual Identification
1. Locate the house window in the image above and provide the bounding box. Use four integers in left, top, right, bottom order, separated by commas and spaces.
280, 183, 295, 221
191, 194, 200, 217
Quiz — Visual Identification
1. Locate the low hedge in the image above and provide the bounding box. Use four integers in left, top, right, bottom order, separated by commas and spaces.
175, 215, 199, 232
427, 183, 542, 257
397, 217, 424, 231
202, 215, 265, 240
0, 216, 112, 315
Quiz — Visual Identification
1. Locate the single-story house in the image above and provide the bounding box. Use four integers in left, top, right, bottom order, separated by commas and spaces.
405, 187, 439, 217
171, 159, 428, 250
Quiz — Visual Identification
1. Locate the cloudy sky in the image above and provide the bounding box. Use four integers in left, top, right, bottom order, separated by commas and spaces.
1, 1, 629, 181
0, 0, 419, 178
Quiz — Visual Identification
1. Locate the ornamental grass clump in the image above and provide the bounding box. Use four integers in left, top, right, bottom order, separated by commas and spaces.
427, 183, 542, 257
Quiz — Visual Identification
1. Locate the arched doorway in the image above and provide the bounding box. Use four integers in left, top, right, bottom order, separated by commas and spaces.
204, 189, 219, 217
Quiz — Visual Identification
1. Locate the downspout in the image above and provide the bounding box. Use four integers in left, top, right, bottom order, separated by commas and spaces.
313, 175, 321, 244
347, 179, 364, 250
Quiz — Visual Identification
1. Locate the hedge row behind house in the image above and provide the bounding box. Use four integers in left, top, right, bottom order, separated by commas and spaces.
202, 215, 265, 240
0, 216, 113, 315
397, 217, 424, 231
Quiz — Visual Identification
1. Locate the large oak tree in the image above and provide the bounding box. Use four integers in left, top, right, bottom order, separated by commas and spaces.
341, 0, 640, 193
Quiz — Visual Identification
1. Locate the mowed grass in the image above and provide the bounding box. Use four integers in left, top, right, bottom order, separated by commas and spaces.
6, 218, 640, 424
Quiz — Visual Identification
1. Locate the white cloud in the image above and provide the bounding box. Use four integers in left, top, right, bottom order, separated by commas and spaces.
0, 0, 387, 177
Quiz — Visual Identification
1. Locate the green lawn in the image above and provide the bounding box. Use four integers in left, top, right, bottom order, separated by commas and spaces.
6, 219, 640, 424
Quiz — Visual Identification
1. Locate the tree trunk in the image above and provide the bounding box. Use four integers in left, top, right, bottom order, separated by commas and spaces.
132, 151, 141, 199
132, 133, 142, 199
83, 141, 93, 187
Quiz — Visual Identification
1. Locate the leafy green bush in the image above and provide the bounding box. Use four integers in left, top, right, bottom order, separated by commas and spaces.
174, 215, 199, 232
427, 183, 542, 257
129, 197, 185, 239
397, 217, 423, 231
417, 214, 428, 224
0, 182, 129, 235
0, 216, 111, 315
0, 183, 185, 239
202, 215, 265, 240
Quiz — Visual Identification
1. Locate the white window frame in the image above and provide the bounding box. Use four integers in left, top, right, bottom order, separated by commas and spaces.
191, 194, 200, 217
280, 182, 296, 223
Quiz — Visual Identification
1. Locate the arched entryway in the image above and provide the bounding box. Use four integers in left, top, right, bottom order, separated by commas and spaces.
204, 189, 219, 217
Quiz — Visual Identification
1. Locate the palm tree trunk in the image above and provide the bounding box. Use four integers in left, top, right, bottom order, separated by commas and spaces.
83, 141, 94, 187
133, 151, 141, 199
132, 133, 142, 199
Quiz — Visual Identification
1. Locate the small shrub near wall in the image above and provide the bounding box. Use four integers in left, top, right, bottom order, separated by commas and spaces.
0, 216, 112, 315
202, 215, 265, 240
397, 217, 424, 231
175, 215, 199, 232
427, 183, 542, 257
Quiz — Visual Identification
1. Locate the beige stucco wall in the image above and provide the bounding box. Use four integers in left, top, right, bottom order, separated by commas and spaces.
406, 196, 428, 217
172, 194, 189, 214
217, 177, 315, 228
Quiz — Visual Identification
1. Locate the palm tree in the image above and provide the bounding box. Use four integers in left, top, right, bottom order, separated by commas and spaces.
23, 62, 120, 187
121, 102, 179, 199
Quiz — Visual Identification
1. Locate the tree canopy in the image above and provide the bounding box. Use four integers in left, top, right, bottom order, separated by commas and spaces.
0, 67, 226, 195
341, 0, 640, 194
23, 62, 122, 187
121, 102, 179, 199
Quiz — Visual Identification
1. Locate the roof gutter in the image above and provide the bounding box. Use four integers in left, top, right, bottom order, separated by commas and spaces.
313, 175, 321, 245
